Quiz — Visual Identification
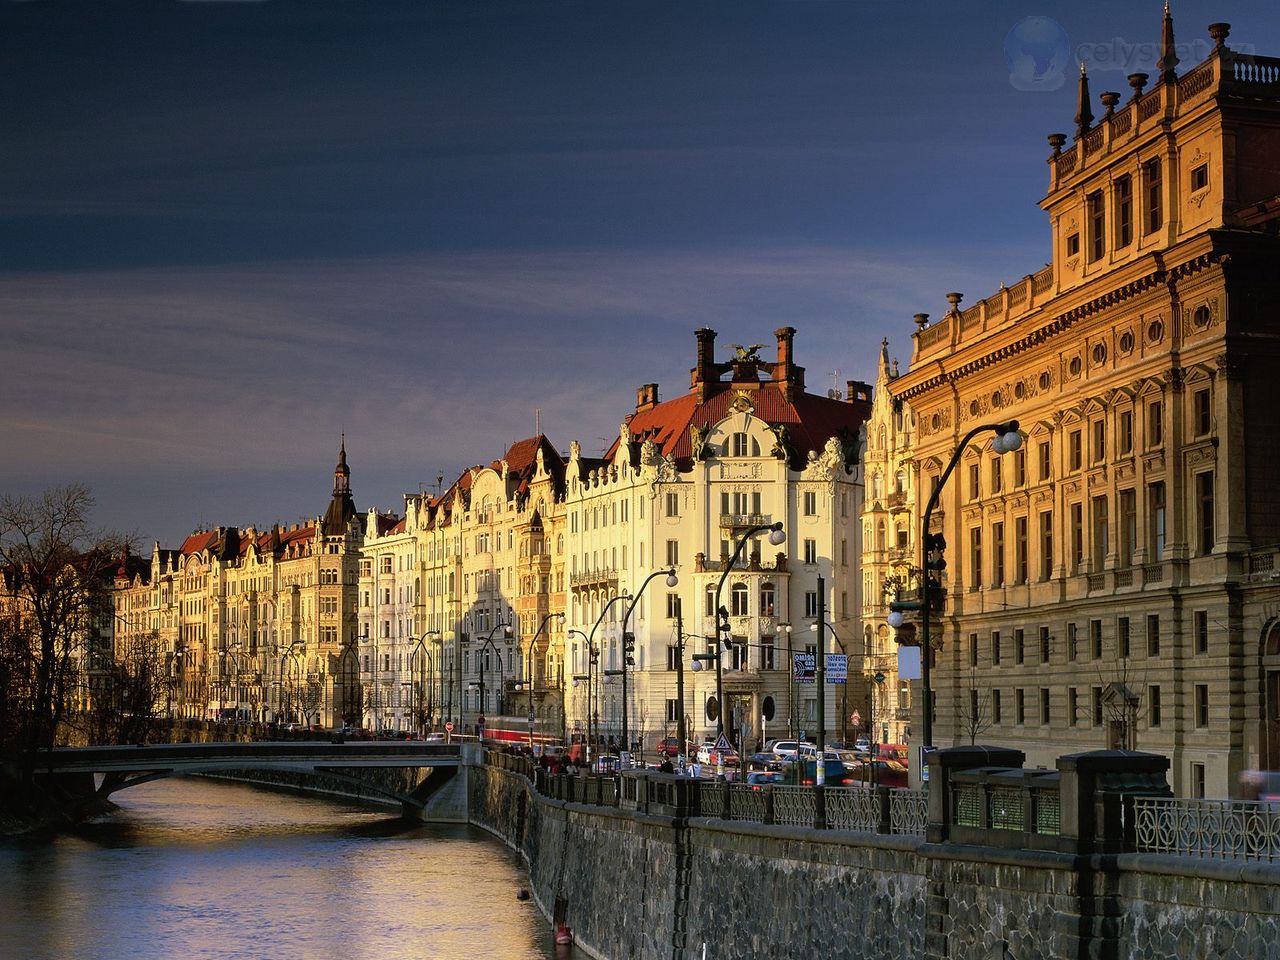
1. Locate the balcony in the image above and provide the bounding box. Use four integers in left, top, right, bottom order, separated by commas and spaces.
719, 513, 772, 531
570, 567, 620, 589
886, 491, 910, 513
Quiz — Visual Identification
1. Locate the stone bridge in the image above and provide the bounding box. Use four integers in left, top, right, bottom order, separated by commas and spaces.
29, 740, 475, 820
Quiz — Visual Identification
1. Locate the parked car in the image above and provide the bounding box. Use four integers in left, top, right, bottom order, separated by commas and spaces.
767, 739, 803, 758
746, 751, 785, 771
696, 742, 739, 768
655, 737, 681, 758
746, 770, 784, 790
854, 737, 871, 753
847, 759, 910, 789
794, 758, 854, 786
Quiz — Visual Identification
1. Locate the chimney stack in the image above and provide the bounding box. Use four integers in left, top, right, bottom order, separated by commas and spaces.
692, 328, 717, 401
635, 383, 660, 413
773, 326, 804, 401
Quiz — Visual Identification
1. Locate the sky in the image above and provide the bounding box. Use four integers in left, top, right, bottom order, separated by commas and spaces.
3, 0, 1276, 545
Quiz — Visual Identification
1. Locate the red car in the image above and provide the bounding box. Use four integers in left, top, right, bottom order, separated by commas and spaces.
655, 737, 681, 758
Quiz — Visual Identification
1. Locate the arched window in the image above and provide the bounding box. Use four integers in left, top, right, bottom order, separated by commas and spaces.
731, 582, 749, 616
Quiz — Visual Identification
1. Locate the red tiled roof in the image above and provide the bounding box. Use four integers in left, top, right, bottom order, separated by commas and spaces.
606, 380, 869, 469
179, 530, 220, 556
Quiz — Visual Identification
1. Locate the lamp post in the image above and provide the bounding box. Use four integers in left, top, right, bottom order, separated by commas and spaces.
408, 635, 435, 735
711, 522, 785, 748
277, 640, 304, 725
618, 568, 677, 764
888, 419, 1022, 757
519, 611, 565, 721
809, 602, 844, 785
337, 634, 360, 729
569, 627, 596, 761
475, 621, 512, 734
779, 621, 793, 739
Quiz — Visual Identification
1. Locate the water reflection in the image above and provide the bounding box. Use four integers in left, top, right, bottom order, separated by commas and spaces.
0, 778, 575, 960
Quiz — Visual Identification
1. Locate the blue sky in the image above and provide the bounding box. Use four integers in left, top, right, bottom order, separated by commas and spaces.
2, 0, 1275, 543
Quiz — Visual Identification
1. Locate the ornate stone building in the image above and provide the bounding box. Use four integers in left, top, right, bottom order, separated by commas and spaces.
112, 443, 362, 726
859, 339, 915, 746
889, 14, 1280, 796
563, 328, 871, 754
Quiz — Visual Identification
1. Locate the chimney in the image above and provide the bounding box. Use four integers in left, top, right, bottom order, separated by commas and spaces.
847, 380, 873, 404
691, 328, 717, 401
772, 326, 805, 401
635, 383, 660, 413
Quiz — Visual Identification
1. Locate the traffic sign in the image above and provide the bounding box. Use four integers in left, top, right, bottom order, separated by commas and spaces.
445, 721, 454, 733
714, 734, 733, 753
851, 709, 862, 727
527, 712, 536, 724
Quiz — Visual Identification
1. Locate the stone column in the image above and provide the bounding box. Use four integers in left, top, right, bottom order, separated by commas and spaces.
926, 744, 1025, 843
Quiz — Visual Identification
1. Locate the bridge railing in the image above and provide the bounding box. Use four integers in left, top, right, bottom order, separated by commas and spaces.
1133, 797, 1280, 862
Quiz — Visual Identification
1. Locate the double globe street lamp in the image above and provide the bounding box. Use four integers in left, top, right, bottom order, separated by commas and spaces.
612, 568, 678, 765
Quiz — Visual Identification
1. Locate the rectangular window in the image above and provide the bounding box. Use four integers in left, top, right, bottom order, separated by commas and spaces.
1149, 685, 1161, 726
1090, 619, 1103, 659
1119, 489, 1137, 568
1149, 481, 1166, 561
992, 521, 1005, 587
1038, 441, 1051, 482
666, 540, 679, 567
1197, 471, 1215, 556
666, 645, 680, 671
1066, 232, 1080, 257
1119, 410, 1133, 455
1014, 448, 1026, 487
665, 699, 679, 723
761, 639, 775, 671
990, 458, 1002, 494
804, 591, 818, 619
1194, 388, 1212, 437
1069, 688, 1079, 726
1091, 419, 1106, 462
1015, 516, 1028, 584
991, 631, 1001, 666
1191, 762, 1206, 799
1015, 628, 1025, 665
1148, 399, 1164, 446
1191, 163, 1209, 192
1069, 431, 1082, 472
1195, 610, 1209, 654
968, 463, 980, 501
803, 491, 817, 516
1195, 684, 1209, 728
1040, 688, 1051, 725
1070, 502, 1084, 572
1144, 158, 1162, 234
970, 527, 983, 589
803, 539, 817, 564
1068, 622, 1078, 662
1119, 617, 1131, 659
1040, 511, 1054, 581
665, 492, 679, 517
1040, 626, 1051, 664
968, 633, 978, 668
1092, 495, 1109, 570
1147, 614, 1161, 657
1087, 190, 1105, 262
1115, 174, 1133, 247
1016, 689, 1026, 725
992, 690, 1002, 725
1092, 686, 1104, 726
666, 593, 682, 620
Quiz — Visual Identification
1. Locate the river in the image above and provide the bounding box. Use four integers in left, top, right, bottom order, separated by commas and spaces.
0, 777, 574, 960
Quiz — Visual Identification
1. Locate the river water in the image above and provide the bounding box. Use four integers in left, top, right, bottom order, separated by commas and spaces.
0, 778, 574, 960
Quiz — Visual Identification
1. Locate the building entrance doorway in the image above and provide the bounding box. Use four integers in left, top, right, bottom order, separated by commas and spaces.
1261, 620, 1280, 770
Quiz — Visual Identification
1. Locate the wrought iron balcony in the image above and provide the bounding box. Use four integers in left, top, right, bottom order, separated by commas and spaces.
719, 513, 772, 530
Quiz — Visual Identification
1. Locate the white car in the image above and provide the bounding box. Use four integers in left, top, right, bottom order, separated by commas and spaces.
768, 739, 802, 758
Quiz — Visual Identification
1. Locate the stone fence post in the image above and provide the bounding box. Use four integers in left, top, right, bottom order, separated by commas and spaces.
926, 745, 1025, 843
1056, 749, 1171, 854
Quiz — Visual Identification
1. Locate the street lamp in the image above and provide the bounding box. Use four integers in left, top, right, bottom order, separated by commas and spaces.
472, 621, 512, 733
618, 568, 678, 764
712, 522, 785, 747
897, 419, 1021, 758
518, 611, 565, 722
569, 628, 597, 761
778, 621, 794, 738
408, 635, 435, 735
277, 640, 305, 726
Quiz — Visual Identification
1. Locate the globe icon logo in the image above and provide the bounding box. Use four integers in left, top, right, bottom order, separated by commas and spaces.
1005, 17, 1071, 91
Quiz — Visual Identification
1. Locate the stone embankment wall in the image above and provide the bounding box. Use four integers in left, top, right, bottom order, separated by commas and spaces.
470, 763, 1280, 960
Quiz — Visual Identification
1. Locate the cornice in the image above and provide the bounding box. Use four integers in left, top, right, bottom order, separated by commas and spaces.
894, 250, 1225, 403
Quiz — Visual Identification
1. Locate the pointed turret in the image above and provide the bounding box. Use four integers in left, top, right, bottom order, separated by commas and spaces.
1074, 63, 1094, 138
322, 436, 358, 536
1158, 0, 1179, 84
878, 338, 892, 383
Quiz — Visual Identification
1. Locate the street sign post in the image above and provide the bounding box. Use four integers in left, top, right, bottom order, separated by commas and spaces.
793, 652, 816, 684
825, 653, 847, 684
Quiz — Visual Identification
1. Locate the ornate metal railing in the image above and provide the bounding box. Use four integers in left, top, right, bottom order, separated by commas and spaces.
1133, 797, 1280, 861
825, 785, 880, 832
699, 779, 725, 818
728, 783, 767, 823
771, 784, 817, 826
890, 790, 928, 836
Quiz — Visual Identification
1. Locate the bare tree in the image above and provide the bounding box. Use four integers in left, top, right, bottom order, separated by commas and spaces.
957, 663, 996, 746
78, 631, 168, 745
0, 485, 124, 777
